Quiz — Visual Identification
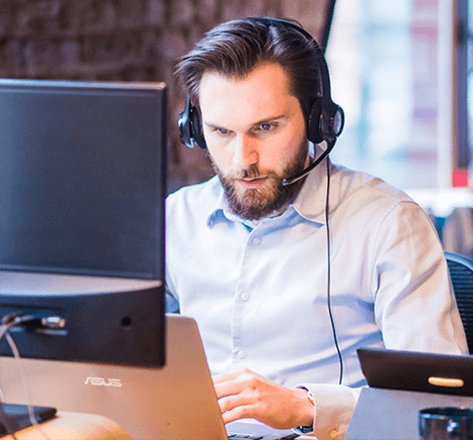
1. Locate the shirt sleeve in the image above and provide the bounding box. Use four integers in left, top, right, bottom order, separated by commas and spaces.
165, 284, 180, 313
295, 384, 361, 439
295, 201, 468, 440
370, 201, 467, 354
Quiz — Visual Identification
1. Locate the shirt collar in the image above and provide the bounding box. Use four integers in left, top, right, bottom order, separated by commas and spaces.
206, 155, 331, 228
206, 187, 227, 227
206, 181, 256, 229
290, 156, 330, 225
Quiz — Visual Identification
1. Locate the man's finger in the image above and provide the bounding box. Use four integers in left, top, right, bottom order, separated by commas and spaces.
212, 368, 252, 384
221, 404, 255, 424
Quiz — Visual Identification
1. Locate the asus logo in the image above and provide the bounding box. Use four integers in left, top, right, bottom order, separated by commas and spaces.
84, 377, 122, 387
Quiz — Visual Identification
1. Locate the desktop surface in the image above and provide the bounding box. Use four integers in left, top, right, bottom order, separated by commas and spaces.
346, 387, 473, 440
0, 411, 132, 440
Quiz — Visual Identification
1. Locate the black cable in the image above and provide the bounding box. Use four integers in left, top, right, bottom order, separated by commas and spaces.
325, 158, 343, 385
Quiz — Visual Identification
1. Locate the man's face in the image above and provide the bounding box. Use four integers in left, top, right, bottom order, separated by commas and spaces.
198, 63, 308, 221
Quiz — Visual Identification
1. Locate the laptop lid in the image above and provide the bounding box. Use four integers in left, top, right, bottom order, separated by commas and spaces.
357, 347, 473, 396
0, 315, 298, 440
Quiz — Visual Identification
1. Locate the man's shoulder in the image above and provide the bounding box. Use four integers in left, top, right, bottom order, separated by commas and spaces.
333, 164, 413, 204
329, 164, 418, 220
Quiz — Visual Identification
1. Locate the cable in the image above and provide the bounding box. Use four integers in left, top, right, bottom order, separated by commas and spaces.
325, 158, 344, 385
0, 401, 19, 440
0, 315, 52, 440
5, 333, 51, 440
0, 318, 29, 440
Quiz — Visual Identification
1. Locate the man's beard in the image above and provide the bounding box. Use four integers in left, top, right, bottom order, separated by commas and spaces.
211, 142, 308, 221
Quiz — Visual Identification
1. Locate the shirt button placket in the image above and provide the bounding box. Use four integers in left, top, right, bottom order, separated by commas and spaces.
233, 231, 262, 366
238, 350, 246, 359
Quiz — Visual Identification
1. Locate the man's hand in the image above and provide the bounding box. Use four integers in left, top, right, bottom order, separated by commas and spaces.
212, 368, 314, 429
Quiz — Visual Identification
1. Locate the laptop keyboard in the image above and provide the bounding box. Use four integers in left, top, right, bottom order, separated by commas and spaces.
228, 433, 300, 439
228, 435, 264, 440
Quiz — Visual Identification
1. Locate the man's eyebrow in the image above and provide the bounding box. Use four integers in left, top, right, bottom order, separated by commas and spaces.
204, 114, 287, 129
251, 114, 287, 126
203, 121, 224, 129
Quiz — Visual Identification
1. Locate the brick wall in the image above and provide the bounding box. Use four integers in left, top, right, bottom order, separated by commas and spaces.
0, 0, 329, 193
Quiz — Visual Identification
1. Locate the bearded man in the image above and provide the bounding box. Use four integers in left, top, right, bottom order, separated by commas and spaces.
165, 17, 467, 440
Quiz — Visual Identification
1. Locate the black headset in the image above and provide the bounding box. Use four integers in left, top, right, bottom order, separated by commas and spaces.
178, 17, 345, 185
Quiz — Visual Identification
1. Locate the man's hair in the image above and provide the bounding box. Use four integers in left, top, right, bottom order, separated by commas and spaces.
175, 18, 323, 121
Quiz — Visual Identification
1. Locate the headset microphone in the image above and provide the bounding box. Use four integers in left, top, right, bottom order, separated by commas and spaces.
282, 103, 344, 186
282, 142, 334, 186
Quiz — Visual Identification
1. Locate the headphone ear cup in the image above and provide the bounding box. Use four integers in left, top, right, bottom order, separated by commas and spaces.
307, 98, 323, 144
178, 96, 194, 148
190, 106, 207, 149
178, 96, 207, 149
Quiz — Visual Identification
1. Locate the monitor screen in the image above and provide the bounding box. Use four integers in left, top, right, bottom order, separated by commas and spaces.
0, 79, 167, 280
0, 79, 167, 368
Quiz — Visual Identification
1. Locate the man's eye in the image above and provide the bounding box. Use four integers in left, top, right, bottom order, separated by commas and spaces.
214, 127, 229, 135
258, 123, 274, 131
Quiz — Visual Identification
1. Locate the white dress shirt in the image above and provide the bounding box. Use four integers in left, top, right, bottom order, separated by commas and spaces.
165, 158, 467, 440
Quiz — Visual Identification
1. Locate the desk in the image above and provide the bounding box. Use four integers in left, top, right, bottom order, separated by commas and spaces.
0, 412, 131, 440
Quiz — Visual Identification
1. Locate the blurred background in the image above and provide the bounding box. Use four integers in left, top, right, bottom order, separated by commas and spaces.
1, 0, 472, 254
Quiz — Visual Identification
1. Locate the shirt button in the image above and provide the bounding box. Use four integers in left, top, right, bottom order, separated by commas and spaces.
252, 237, 261, 245
240, 293, 249, 301
238, 350, 246, 359
329, 430, 338, 439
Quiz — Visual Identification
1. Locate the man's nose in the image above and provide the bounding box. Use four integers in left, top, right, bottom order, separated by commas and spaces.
232, 134, 258, 167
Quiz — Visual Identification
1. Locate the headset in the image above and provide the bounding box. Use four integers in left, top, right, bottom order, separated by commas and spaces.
178, 17, 344, 385
178, 16, 345, 186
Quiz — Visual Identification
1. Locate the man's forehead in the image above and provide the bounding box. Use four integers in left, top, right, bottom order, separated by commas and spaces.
199, 63, 292, 97
200, 64, 293, 103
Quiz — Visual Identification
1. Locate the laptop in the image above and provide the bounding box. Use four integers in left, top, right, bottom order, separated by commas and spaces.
346, 347, 473, 440
357, 347, 473, 396
0, 314, 299, 440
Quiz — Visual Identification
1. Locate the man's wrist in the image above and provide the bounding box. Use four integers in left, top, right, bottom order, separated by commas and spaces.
294, 386, 315, 434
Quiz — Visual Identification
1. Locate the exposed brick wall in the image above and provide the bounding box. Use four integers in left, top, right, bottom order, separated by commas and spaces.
0, 0, 328, 193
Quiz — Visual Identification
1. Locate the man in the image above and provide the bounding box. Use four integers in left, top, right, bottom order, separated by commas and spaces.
165, 17, 467, 439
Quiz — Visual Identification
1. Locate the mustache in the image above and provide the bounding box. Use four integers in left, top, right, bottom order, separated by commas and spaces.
224, 163, 277, 180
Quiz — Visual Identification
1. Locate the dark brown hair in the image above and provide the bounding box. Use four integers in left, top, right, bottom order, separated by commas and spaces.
175, 18, 323, 121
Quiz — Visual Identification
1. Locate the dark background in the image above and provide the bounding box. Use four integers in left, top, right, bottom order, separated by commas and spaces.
0, 0, 334, 193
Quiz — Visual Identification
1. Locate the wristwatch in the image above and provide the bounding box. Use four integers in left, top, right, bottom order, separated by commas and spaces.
294, 387, 315, 434
294, 424, 313, 435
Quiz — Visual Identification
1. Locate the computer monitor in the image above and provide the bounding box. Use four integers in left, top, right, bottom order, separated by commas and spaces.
0, 79, 167, 368
0, 79, 166, 280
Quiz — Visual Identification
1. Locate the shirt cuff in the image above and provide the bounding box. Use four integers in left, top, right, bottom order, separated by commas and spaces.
295, 383, 362, 440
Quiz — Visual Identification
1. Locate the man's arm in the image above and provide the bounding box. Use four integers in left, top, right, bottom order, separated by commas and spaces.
213, 368, 358, 440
